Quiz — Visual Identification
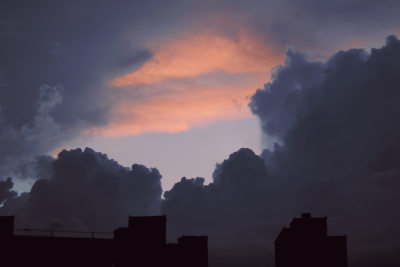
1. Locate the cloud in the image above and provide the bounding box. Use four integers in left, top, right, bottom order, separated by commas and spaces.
0, 84, 66, 180
2, 0, 400, 175
92, 28, 282, 136
0, 1, 144, 180
3, 34, 400, 266
251, 35, 400, 181
110, 29, 275, 86
163, 148, 284, 266
0, 178, 17, 204
249, 48, 325, 139
162, 36, 400, 267
94, 76, 264, 135
0, 147, 162, 231
2, 1, 400, 266
4, 38, 400, 263
251, 35, 400, 266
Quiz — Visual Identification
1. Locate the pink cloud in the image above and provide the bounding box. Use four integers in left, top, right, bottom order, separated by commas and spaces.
92, 27, 283, 136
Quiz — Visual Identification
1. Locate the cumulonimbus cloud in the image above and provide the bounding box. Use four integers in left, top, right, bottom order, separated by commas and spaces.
162, 35, 400, 267
0, 148, 162, 231
3, 14, 400, 265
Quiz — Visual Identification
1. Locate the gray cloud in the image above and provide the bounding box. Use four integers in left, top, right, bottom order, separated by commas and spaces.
0, 177, 17, 203
0, 148, 162, 231
2, 34, 397, 266
2, 0, 400, 182
0, 1, 150, 180
2, 1, 400, 266
252, 35, 400, 181
161, 36, 400, 267
163, 148, 285, 267
0, 84, 65, 179
253, 35, 400, 266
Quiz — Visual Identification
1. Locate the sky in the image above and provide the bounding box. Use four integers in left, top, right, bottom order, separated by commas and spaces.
65, 118, 263, 190
1, 0, 399, 190
2, 1, 400, 266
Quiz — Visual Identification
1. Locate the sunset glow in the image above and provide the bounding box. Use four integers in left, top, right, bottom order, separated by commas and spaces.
98, 29, 283, 136
110, 30, 276, 86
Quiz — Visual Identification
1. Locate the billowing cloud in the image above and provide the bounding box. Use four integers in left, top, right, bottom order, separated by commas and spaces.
251, 35, 400, 181
161, 36, 400, 267
0, 84, 65, 179
0, 178, 17, 204
2, 1, 400, 266
0, 2, 116, 180
252, 35, 400, 266
163, 148, 280, 267
0, 148, 162, 231
2, 0, 400, 182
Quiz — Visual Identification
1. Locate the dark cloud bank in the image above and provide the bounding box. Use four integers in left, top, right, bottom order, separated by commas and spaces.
2, 36, 400, 267
0, 1, 156, 179
0, 147, 162, 232
3, 0, 400, 181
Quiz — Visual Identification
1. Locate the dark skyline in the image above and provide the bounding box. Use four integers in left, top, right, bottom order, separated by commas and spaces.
1, 215, 208, 267
1, 1, 400, 266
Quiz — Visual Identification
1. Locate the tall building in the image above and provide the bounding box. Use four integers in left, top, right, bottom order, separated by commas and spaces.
275, 213, 347, 267
0, 215, 208, 267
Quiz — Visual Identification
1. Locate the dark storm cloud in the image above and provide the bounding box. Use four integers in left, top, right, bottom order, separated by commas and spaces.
0, 1, 163, 179
163, 148, 272, 236
253, 35, 400, 266
161, 36, 400, 267
249, 48, 325, 138
0, 177, 17, 203
0, 0, 240, 181
0, 84, 64, 179
251, 35, 400, 181
2, 1, 400, 266
163, 148, 286, 267
2, 0, 400, 181
0, 147, 162, 231
4, 32, 397, 266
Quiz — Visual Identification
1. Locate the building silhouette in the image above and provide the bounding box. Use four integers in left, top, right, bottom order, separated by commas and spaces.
275, 213, 347, 267
0, 215, 208, 267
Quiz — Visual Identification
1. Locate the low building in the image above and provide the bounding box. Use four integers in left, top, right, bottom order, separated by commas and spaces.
0, 215, 207, 267
275, 213, 347, 267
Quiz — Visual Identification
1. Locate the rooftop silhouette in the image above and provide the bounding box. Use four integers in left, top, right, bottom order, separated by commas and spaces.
0, 215, 208, 267
275, 213, 347, 267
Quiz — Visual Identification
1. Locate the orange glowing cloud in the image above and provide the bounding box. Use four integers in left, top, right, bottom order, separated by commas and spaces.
110, 29, 277, 87
92, 78, 264, 136
93, 27, 284, 136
